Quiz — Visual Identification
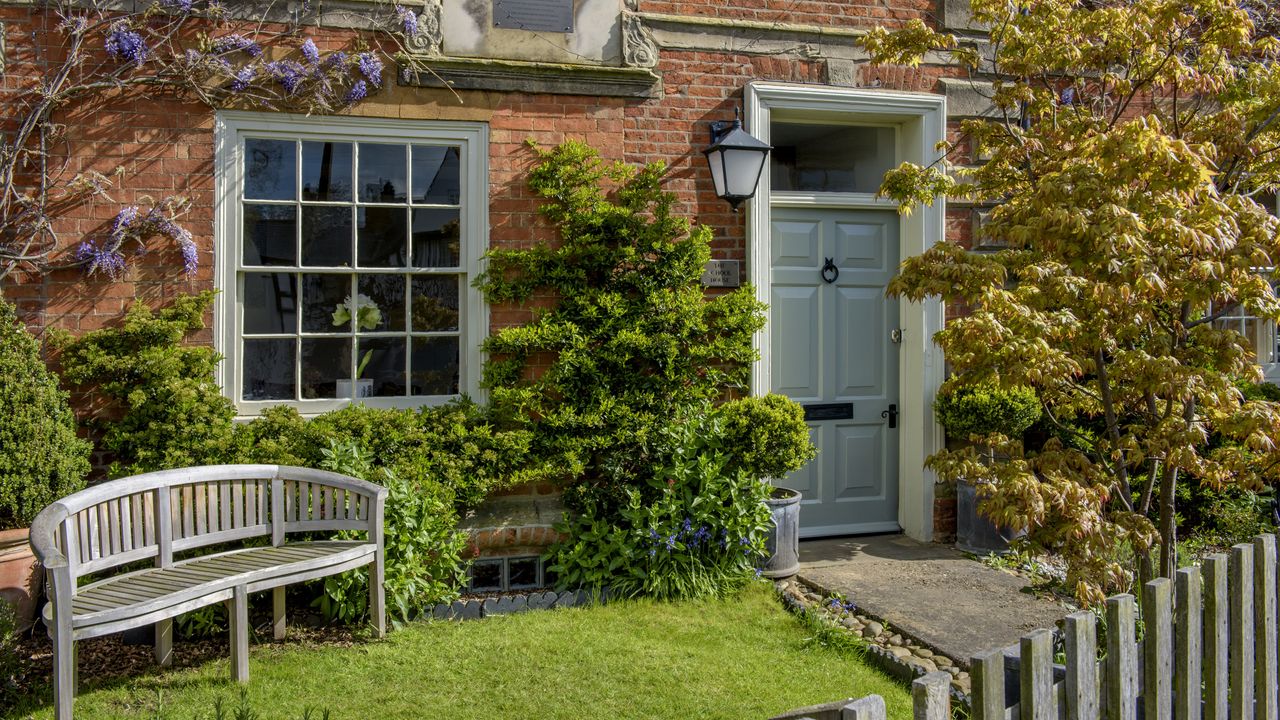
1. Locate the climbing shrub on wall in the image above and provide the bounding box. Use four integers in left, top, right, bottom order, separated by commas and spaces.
476, 140, 768, 512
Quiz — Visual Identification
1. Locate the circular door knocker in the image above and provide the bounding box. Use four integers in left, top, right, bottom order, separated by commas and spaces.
821, 257, 839, 284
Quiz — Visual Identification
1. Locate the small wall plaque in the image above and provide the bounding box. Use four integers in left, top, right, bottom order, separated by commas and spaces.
701, 260, 741, 288
493, 0, 575, 32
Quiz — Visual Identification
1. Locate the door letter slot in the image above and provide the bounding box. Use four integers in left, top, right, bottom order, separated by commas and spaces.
803, 403, 854, 422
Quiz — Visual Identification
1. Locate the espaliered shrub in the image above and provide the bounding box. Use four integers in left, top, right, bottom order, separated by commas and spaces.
0, 299, 90, 529
476, 140, 768, 512
53, 291, 236, 478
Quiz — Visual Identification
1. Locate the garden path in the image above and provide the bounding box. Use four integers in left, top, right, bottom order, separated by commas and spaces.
797, 534, 1071, 667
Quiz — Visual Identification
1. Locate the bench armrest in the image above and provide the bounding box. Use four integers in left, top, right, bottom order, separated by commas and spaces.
29, 502, 70, 571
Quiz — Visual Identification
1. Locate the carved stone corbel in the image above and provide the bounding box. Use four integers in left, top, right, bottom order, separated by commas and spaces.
406, 0, 444, 56
621, 12, 657, 69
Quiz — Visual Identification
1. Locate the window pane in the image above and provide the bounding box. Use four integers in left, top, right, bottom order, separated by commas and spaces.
244, 139, 295, 200
302, 274, 353, 333
243, 273, 297, 334
301, 338, 352, 399
357, 337, 406, 397
412, 276, 460, 331
242, 204, 296, 266
770, 123, 895, 194
411, 209, 461, 268
358, 275, 406, 332
302, 141, 353, 201
357, 207, 408, 268
411, 337, 459, 395
301, 206, 353, 267
243, 339, 295, 400
412, 146, 460, 204
358, 143, 407, 203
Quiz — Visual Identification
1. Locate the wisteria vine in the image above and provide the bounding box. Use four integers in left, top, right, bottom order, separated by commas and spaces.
0, 0, 433, 282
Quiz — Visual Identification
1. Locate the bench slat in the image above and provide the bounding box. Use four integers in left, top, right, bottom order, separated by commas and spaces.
68, 541, 375, 628
231, 481, 244, 530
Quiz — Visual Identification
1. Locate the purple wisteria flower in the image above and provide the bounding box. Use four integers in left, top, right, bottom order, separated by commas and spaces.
301, 38, 320, 64
230, 65, 255, 92
357, 52, 383, 87
345, 79, 368, 104
212, 34, 261, 57
267, 60, 307, 94
73, 242, 127, 279
109, 206, 139, 242
160, 0, 194, 12
395, 5, 419, 37
179, 240, 199, 275
105, 21, 148, 66
323, 50, 348, 68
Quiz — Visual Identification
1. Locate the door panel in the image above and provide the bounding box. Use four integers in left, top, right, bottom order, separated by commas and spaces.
770, 207, 901, 536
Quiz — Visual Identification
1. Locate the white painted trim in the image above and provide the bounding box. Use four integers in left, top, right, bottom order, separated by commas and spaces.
213, 111, 489, 417
745, 82, 946, 542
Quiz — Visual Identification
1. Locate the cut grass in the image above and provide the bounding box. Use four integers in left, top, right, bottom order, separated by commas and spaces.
10, 583, 912, 720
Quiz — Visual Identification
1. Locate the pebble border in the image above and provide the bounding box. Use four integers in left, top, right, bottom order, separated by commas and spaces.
774, 578, 973, 702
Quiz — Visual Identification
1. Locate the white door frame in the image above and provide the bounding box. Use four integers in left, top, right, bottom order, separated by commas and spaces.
744, 82, 946, 541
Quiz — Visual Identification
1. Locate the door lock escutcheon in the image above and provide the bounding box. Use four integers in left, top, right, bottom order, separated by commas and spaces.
881, 404, 898, 429
890, 328, 902, 344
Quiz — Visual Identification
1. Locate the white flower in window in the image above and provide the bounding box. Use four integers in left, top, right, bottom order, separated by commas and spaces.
332, 293, 382, 331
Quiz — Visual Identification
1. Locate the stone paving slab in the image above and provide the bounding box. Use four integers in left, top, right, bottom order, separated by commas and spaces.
798, 534, 1072, 666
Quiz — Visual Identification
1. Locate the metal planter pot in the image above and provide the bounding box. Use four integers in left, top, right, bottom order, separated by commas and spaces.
955, 480, 1024, 555
762, 486, 802, 578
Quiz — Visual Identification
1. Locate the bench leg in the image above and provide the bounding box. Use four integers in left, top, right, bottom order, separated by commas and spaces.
272, 586, 286, 640
229, 586, 249, 683
155, 618, 173, 666
370, 551, 386, 638
52, 629, 74, 720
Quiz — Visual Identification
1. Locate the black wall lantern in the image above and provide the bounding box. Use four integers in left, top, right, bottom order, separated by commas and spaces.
703, 109, 772, 211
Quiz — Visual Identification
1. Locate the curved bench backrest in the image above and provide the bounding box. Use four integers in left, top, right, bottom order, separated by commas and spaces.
30, 465, 385, 585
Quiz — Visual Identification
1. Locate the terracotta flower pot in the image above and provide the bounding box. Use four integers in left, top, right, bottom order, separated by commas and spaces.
0, 527, 43, 633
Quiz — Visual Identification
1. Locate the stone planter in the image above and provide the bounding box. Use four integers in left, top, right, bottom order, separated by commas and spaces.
0, 527, 43, 632
762, 486, 801, 579
955, 480, 1024, 555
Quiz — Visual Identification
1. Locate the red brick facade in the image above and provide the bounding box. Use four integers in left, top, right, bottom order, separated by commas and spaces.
1, 1, 971, 542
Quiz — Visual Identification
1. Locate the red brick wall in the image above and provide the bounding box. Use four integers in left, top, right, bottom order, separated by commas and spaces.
0, 5, 960, 356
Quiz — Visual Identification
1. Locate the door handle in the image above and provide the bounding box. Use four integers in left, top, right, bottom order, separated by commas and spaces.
880, 404, 898, 429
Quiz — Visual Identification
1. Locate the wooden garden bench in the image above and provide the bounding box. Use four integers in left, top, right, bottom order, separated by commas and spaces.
29, 464, 388, 720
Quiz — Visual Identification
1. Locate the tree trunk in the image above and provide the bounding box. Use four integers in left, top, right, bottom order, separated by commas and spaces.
1159, 466, 1179, 578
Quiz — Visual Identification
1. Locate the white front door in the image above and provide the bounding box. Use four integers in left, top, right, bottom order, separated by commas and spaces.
770, 207, 901, 536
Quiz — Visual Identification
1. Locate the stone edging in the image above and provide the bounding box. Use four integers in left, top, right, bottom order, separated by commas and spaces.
427, 589, 608, 620
774, 578, 972, 702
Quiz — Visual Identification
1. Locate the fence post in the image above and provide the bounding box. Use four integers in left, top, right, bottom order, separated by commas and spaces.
913, 672, 951, 720
1022, 629, 1055, 720
1230, 543, 1256, 720
972, 649, 1006, 720
1204, 553, 1230, 720
1065, 611, 1100, 720
1106, 594, 1138, 720
842, 695, 888, 720
1174, 567, 1202, 720
1144, 577, 1174, 720
1256, 534, 1278, 720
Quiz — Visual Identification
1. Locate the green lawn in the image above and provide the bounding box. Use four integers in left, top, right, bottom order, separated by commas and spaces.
11, 583, 912, 720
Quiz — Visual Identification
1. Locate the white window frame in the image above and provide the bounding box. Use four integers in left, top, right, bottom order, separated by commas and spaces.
214, 111, 489, 416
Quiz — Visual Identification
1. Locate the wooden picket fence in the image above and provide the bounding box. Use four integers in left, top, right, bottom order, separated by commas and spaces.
790, 533, 1280, 720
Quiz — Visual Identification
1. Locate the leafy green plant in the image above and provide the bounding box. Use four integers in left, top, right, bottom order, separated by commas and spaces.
314, 439, 468, 626
176, 604, 227, 640
477, 140, 767, 513
53, 291, 235, 478
933, 383, 1042, 441
546, 410, 772, 600
0, 298, 90, 529
0, 601, 19, 708
717, 394, 816, 480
